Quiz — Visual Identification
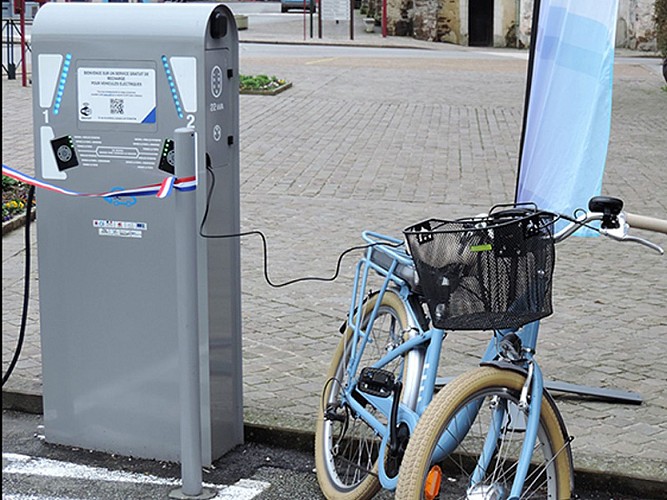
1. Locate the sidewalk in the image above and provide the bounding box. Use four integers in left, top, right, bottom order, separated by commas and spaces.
235, 8, 440, 50
3, 7, 667, 497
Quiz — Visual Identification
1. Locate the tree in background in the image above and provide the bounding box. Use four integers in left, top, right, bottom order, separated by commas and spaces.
656, 0, 667, 81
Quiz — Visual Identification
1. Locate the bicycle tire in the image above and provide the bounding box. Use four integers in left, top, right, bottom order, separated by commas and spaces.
315, 290, 411, 500
396, 366, 572, 500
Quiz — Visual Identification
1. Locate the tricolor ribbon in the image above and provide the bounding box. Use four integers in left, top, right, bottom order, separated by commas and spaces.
2, 164, 196, 199
156, 175, 176, 199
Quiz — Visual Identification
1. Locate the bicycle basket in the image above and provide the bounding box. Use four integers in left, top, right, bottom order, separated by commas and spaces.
403, 209, 555, 330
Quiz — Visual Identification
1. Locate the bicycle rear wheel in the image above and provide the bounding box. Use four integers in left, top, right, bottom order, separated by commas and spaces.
315, 290, 411, 500
396, 366, 572, 500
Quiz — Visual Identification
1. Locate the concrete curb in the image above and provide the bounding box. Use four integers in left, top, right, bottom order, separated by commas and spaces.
238, 37, 436, 51
2, 390, 43, 415
2, 208, 36, 236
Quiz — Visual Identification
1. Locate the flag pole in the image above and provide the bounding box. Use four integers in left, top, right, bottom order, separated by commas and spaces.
515, 0, 542, 202
509, 1, 643, 405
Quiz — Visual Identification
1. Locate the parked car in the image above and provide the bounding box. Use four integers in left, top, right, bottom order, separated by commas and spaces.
281, 0, 316, 13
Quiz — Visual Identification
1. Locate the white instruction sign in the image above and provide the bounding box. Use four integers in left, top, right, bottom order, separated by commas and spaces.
93, 219, 148, 239
321, 0, 349, 21
78, 68, 157, 124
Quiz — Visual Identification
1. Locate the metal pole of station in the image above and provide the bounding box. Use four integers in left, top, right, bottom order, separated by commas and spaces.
169, 128, 216, 500
19, 0, 27, 87
318, 0, 322, 38
6, 19, 17, 80
382, 0, 387, 37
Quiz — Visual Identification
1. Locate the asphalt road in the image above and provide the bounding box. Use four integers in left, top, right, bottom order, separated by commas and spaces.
3, 410, 322, 500
2, 410, 653, 499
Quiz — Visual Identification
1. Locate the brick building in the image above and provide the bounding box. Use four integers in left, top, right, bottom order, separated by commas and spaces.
363, 0, 658, 51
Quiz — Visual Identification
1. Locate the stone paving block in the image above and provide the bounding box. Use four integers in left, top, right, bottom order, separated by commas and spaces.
3, 45, 666, 484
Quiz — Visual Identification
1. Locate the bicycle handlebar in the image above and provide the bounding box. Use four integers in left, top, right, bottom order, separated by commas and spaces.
361, 198, 665, 263
553, 204, 665, 255
625, 212, 667, 235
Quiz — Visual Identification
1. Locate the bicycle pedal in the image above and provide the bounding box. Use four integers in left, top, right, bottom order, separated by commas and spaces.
358, 368, 395, 398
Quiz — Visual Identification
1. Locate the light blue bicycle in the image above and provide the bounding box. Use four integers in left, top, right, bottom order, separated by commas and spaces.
314, 196, 666, 500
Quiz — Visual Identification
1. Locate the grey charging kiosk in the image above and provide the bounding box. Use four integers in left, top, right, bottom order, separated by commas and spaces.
31, 3, 242, 464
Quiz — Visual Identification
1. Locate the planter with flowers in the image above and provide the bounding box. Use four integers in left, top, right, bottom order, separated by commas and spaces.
2, 176, 36, 235
240, 74, 292, 96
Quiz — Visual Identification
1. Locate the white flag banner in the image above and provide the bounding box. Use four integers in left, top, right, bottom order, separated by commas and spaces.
516, 0, 619, 233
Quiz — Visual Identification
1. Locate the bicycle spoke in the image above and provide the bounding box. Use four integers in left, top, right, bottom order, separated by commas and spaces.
491, 417, 521, 487
440, 406, 479, 479
415, 384, 567, 500
333, 448, 377, 480
521, 437, 573, 499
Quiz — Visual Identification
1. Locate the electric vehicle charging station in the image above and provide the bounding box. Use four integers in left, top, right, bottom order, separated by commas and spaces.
31, 2, 242, 464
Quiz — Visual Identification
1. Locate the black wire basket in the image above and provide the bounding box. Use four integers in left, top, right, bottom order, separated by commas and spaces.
403, 207, 555, 331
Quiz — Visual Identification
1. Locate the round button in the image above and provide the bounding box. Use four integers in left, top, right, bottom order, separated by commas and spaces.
211, 66, 223, 98
57, 145, 72, 162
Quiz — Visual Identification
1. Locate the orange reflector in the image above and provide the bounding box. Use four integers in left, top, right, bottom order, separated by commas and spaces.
424, 464, 443, 500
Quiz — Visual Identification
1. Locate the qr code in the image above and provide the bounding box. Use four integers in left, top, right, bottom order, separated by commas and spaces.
110, 98, 125, 115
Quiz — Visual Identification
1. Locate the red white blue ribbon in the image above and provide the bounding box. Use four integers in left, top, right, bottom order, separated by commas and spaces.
2, 164, 195, 199
156, 175, 176, 199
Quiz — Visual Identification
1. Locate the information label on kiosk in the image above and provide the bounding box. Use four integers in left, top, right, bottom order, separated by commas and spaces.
77, 67, 157, 124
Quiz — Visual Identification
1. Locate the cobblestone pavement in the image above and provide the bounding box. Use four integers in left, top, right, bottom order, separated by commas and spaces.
3, 11, 667, 491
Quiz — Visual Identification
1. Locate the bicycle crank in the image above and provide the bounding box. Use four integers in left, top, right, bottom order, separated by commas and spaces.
356, 367, 409, 478
385, 422, 410, 478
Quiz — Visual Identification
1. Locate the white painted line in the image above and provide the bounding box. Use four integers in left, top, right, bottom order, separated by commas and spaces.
4, 495, 71, 500
3, 453, 179, 486
4, 453, 32, 462
216, 478, 271, 500
3, 453, 271, 500
478, 51, 529, 60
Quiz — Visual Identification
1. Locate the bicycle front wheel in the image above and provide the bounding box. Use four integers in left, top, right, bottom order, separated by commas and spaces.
315, 290, 411, 500
396, 366, 572, 500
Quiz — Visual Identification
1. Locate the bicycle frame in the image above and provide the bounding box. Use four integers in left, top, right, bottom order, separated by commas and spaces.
338, 231, 543, 491
328, 202, 664, 498
343, 329, 444, 489
342, 232, 443, 489
339, 229, 558, 494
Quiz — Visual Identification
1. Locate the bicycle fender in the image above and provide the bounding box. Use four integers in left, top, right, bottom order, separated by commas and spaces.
339, 293, 372, 334
480, 359, 528, 376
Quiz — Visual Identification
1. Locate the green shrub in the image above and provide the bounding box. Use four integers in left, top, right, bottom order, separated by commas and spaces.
2, 175, 20, 190
656, 0, 667, 58
239, 74, 286, 91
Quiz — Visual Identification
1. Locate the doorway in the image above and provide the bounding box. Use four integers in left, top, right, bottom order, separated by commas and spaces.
469, 0, 493, 46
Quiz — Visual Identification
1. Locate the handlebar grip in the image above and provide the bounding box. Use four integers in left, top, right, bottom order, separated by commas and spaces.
625, 213, 667, 235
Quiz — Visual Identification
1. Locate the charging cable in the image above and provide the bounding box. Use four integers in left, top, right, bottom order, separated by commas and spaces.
3, 185, 35, 386
2, 166, 400, 385
199, 165, 401, 288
